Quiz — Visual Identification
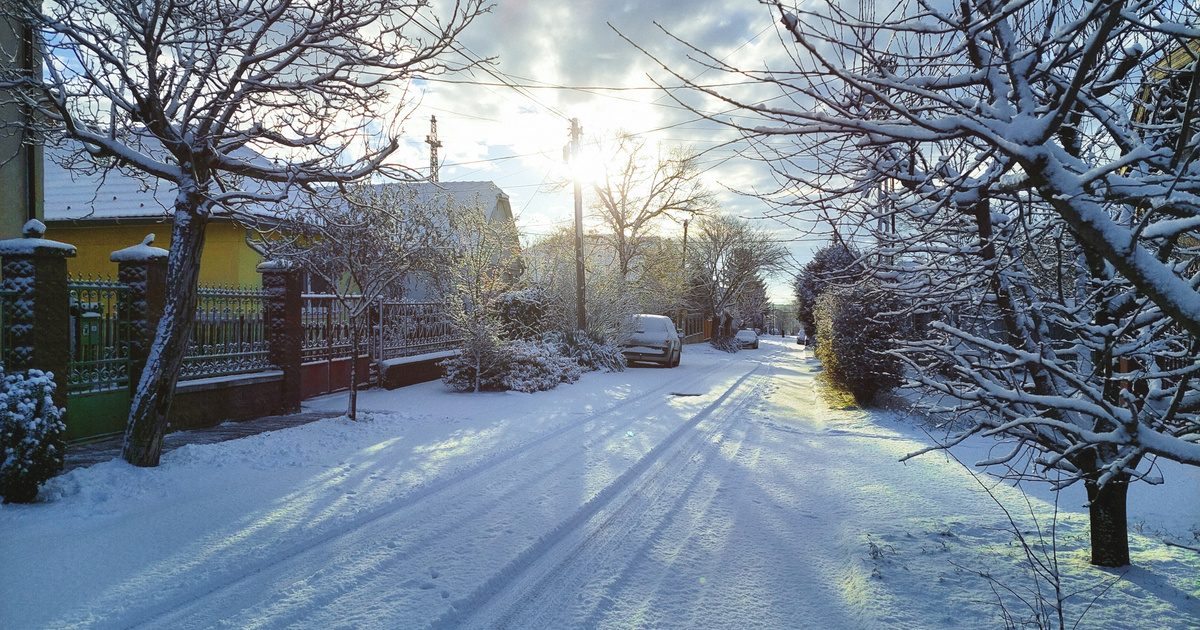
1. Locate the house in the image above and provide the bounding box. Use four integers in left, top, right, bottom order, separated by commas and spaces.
41, 144, 518, 289
0, 14, 41, 239
41, 152, 273, 285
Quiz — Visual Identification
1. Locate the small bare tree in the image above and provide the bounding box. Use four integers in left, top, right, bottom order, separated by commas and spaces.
435, 199, 522, 392
0, 0, 488, 465
258, 184, 451, 419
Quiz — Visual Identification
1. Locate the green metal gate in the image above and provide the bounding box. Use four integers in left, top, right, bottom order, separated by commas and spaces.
66, 278, 131, 442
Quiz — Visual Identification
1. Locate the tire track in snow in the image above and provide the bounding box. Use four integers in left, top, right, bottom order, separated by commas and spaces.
489, 370, 769, 629
119, 360, 726, 629
431, 357, 774, 629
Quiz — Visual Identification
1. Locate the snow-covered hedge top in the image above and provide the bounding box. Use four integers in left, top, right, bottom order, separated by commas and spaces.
110, 234, 169, 262
0, 220, 76, 257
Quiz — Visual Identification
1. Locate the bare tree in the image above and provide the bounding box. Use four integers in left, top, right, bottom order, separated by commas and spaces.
591, 133, 712, 280
257, 184, 452, 419
0, 0, 487, 465
686, 215, 786, 336
635, 0, 1200, 566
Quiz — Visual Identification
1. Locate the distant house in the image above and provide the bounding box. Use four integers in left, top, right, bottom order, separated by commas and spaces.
382, 180, 519, 300
0, 15, 41, 238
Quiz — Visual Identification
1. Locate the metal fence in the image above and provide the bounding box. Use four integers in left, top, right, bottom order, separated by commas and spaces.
179, 285, 272, 380
377, 301, 460, 360
301, 294, 363, 363
67, 277, 130, 394
301, 296, 461, 364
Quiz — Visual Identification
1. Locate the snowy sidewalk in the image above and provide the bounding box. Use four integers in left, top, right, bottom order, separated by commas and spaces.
63, 411, 344, 471
2, 340, 1196, 629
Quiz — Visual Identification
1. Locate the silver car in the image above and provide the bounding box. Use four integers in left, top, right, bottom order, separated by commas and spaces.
735, 328, 759, 349
621, 314, 682, 367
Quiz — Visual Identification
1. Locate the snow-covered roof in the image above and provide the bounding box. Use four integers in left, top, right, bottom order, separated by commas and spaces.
44, 148, 513, 225
388, 181, 513, 223
43, 143, 280, 222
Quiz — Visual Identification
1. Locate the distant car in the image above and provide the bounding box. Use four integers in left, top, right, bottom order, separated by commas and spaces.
735, 328, 759, 349
796, 332, 807, 345
620, 314, 682, 367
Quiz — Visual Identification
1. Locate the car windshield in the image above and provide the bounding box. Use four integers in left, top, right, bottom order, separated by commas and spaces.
635, 318, 668, 333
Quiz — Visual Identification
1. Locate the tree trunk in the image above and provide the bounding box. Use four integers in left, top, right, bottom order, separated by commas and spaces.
1085, 475, 1131, 567
122, 203, 209, 467
347, 312, 359, 421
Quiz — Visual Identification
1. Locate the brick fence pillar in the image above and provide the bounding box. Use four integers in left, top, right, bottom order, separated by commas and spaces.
259, 261, 303, 413
111, 234, 169, 394
0, 219, 76, 412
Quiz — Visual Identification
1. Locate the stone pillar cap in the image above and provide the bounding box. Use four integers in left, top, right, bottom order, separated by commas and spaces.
0, 219, 77, 257
111, 233, 170, 262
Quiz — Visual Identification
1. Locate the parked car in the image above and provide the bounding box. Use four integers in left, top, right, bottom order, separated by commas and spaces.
735, 328, 759, 349
796, 332, 807, 345
620, 314, 682, 367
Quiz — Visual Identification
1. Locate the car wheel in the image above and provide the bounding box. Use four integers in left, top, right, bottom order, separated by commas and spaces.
670, 348, 680, 367
753, 342, 759, 349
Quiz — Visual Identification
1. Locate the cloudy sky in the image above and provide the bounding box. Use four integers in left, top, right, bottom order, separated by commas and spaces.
387, 0, 835, 302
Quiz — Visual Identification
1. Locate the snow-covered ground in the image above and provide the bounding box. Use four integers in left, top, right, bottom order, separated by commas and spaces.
2, 339, 1196, 628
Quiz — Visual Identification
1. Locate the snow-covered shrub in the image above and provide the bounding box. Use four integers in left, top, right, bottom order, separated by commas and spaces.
443, 336, 583, 393
441, 320, 509, 392
501, 339, 583, 392
495, 287, 554, 340
0, 369, 66, 504
814, 285, 910, 404
794, 244, 863, 340
554, 330, 625, 372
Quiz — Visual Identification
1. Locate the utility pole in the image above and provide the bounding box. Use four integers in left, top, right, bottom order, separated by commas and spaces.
678, 216, 689, 331
567, 118, 587, 331
426, 115, 442, 183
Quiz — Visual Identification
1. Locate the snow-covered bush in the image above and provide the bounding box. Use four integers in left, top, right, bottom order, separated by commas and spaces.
495, 287, 554, 340
501, 339, 583, 392
0, 369, 66, 504
814, 285, 910, 404
553, 330, 625, 373
794, 244, 863, 340
441, 323, 509, 392
443, 336, 584, 393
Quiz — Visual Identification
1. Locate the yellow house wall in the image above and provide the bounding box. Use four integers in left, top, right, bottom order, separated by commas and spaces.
45, 222, 264, 287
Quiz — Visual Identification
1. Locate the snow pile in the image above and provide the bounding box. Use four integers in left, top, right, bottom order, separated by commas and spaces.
0, 369, 66, 503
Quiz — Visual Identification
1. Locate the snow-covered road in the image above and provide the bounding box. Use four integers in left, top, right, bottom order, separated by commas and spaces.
2, 340, 1196, 628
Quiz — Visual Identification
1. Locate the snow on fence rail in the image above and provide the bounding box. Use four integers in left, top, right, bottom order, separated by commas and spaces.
179, 285, 272, 380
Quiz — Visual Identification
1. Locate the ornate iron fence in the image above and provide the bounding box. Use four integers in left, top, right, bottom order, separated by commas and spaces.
377, 301, 460, 360
179, 285, 272, 380
67, 277, 130, 394
301, 294, 364, 363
